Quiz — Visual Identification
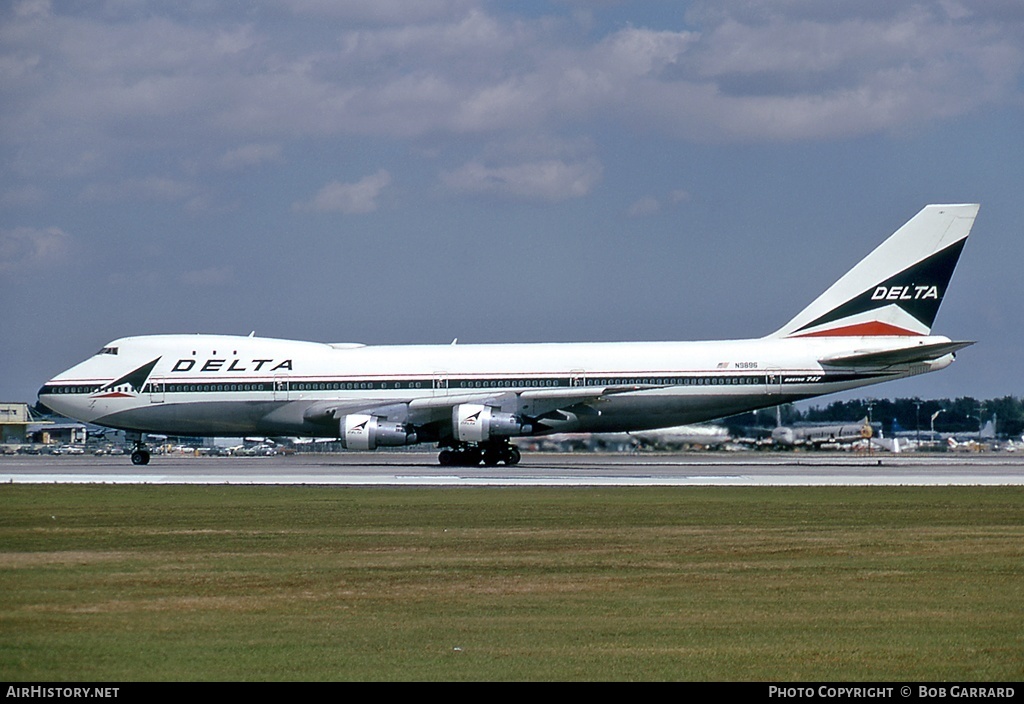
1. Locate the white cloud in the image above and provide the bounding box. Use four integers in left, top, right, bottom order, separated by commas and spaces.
294, 170, 392, 214
13, 0, 51, 21
288, 0, 476, 25
631, 1, 1024, 140
0, 226, 71, 272
1, 1, 1021, 190
441, 158, 603, 202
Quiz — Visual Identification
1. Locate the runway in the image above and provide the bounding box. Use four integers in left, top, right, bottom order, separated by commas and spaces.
2, 451, 1023, 486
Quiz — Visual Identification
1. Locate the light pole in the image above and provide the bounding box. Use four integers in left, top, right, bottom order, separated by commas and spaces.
914, 400, 922, 449
866, 400, 875, 456
930, 409, 944, 449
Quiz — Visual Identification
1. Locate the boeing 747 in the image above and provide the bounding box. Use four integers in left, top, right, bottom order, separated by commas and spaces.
38, 204, 979, 466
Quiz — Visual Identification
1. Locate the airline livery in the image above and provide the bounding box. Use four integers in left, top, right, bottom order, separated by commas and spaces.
38, 204, 979, 466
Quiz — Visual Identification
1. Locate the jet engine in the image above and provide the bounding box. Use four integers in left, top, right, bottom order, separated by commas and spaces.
340, 414, 417, 450
453, 404, 526, 443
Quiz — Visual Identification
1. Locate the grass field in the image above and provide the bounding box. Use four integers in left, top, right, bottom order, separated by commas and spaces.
1, 485, 1021, 681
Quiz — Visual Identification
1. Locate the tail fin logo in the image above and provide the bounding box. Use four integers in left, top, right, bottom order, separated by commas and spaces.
871, 285, 939, 301
770, 204, 977, 339
791, 237, 967, 337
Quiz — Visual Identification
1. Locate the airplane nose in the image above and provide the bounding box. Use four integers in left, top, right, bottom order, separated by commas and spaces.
35, 379, 79, 420
36, 385, 55, 414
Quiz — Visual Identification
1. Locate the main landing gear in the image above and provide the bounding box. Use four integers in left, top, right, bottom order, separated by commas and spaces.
438, 440, 521, 466
127, 433, 151, 466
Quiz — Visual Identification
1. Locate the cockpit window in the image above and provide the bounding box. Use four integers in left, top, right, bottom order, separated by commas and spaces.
97, 347, 119, 356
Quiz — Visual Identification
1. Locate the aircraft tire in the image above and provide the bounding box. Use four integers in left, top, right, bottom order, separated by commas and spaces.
439, 447, 485, 466
131, 450, 150, 466
460, 448, 482, 466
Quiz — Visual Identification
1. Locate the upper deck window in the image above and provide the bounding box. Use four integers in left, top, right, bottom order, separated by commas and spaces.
97, 347, 119, 356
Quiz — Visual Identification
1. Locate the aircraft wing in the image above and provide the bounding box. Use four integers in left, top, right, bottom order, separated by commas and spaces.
300, 384, 662, 430
406, 384, 662, 423
819, 341, 974, 368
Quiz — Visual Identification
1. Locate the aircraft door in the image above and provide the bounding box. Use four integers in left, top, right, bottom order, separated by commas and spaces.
433, 372, 449, 397
274, 375, 289, 402
149, 377, 165, 404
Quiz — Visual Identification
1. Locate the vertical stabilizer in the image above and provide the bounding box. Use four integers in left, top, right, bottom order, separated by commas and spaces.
770, 204, 979, 338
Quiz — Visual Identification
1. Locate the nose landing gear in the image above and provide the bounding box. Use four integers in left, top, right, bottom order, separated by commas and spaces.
127, 433, 151, 465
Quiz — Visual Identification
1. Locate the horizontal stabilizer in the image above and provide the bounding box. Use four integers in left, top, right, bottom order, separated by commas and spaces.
819, 341, 975, 368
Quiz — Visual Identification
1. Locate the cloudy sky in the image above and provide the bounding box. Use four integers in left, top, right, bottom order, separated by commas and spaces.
2, 0, 1022, 408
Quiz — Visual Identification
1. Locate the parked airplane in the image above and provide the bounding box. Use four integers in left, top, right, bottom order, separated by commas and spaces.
38, 204, 979, 467
891, 417, 996, 449
1004, 436, 1024, 453
945, 420, 997, 450
517, 423, 732, 452
630, 424, 732, 450
770, 417, 875, 448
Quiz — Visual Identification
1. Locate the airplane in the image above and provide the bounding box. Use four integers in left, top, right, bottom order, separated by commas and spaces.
37, 203, 979, 467
770, 417, 876, 448
514, 431, 633, 453
1004, 435, 1024, 453
890, 416, 996, 449
945, 420, 997, 451
630, 424, 732, 450
523, 423, 732, 452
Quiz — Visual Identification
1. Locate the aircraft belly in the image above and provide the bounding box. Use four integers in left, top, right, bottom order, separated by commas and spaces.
94, 401, 303, 437
565, 391, 796, 433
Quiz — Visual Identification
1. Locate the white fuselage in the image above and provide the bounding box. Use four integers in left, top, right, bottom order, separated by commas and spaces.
39, 333, 954, 439
36, 205, 978, 465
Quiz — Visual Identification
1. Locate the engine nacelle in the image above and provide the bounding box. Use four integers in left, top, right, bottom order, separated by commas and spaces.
340, 414, 417, 450
454, 404, 525, 443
